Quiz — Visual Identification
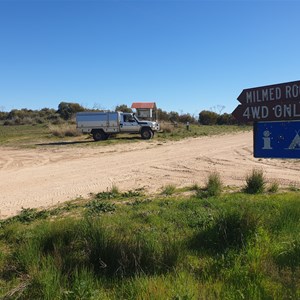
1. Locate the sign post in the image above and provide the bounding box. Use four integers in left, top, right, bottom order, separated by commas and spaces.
232, 80, 300, 158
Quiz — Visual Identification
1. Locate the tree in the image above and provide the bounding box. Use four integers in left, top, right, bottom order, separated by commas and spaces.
178, 113, 197, 124
115, 104, 132, 113
168, 111, 180, 123
156, 108, 169, 121
198, 110, 218, 125
57, 102, 85, 120
0, 111, 8, 120
217, 113, 237, 125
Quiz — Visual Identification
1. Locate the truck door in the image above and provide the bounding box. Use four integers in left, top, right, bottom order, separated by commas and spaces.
120, 114, 140, 133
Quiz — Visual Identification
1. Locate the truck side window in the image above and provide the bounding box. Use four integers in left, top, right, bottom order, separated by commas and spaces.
123, 115, 135, 122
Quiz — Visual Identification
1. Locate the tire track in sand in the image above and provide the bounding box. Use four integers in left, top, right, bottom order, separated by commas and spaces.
1, 131, 300, 218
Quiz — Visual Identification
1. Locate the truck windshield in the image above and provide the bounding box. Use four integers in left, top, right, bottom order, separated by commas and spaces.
133, 115, 140, 122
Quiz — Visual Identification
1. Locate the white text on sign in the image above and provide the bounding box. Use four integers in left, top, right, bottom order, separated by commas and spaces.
243, 103, 300, 120
246, 84, 300, 104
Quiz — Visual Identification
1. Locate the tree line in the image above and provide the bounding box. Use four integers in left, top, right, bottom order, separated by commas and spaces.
0, 102, 237, 125
116, 105, 237, 125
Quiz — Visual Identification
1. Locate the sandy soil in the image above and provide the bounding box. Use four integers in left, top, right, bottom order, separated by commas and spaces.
1, 131, 300, 218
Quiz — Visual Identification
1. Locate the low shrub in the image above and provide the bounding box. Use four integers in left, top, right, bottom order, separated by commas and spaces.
95, 185, 121, 200
268, 181, 279, 193
48, 124, 81, 138
0, 208, 49, 227
96, 191, 118, 200
288, 185, 300, 192
3, 120, 14, 126
205, 172, 223, 197
244, 169, 265, 194
85, 200, 116, 215
189, 183, 200, 191
110, 184, 119, 195
160, 123, 174, 133
195, 172, 222, 198
121, 190, 143, 198
161, 184, 176, 195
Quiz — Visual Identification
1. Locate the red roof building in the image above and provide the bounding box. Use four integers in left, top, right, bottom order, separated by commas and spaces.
131, 102, 157, 120
131, 102, 157, 109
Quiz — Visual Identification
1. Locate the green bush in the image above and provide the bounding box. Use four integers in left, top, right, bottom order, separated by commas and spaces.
195, 172, 222, 198
205, 172, 223, 197
244, 169, 265, 194
198, 110, 218, 125
85, 200, 116, 215
217, 113, 237, 125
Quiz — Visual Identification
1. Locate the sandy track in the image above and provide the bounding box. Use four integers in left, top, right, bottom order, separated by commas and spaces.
1, 131, 300, 218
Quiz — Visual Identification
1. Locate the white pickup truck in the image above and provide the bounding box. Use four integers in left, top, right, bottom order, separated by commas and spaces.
76, 111, 160, 141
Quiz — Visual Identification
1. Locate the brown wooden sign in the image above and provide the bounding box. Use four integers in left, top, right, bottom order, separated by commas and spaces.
233, 80, 300, 122
238, 80, 300, 104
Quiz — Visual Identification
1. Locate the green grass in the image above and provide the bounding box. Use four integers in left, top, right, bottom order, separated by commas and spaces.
0, 123, 250, 148
0, 189, 299, 299
0, 124, 50, 146
161, 184, 177, 195
156, 123, 250, 141
0, 123, 88, 148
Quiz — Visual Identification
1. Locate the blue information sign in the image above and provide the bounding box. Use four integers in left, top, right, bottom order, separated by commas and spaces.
254, 121, 300, 158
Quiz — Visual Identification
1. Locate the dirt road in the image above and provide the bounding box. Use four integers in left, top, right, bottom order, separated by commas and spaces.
1, 131, 300, 218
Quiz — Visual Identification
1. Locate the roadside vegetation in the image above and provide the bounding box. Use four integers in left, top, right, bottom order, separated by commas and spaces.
0, 102, 250, 147
244, 168, 266, 194
0, 172, 299, 299
0, 121, 250, 148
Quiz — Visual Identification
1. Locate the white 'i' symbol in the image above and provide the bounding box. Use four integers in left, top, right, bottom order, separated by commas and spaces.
262, 130, 272, 150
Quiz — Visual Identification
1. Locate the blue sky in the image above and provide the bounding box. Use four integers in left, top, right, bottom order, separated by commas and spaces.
1, 0, 300, 116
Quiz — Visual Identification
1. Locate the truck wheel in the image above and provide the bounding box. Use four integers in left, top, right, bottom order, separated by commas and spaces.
141, 128, 153, 140
92, 130, 108, 141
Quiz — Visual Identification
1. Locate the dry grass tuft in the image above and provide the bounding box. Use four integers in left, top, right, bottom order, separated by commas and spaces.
160, 122, 174, 133
48, 124, 81, 138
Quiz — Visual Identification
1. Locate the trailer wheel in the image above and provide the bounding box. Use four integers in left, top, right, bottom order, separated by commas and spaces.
92, 130, 108, 141
141, 128, 153, 140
